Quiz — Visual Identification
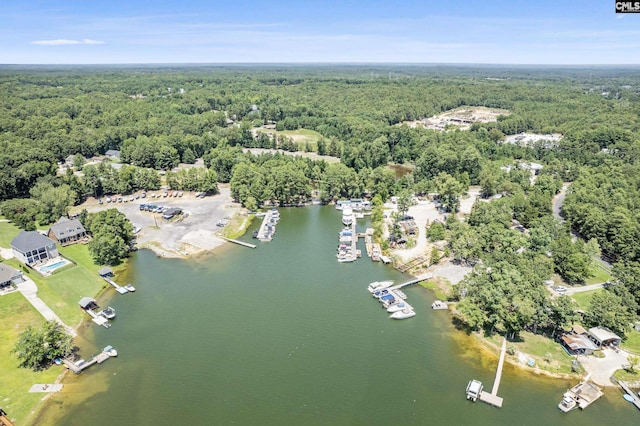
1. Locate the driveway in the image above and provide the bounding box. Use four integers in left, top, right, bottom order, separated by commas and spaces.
578, 348, 630, 386
16, 278, 77, 337
564, 283, 606, 296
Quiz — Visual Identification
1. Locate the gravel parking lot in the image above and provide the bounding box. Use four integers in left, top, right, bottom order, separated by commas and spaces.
75, 185, 243, 258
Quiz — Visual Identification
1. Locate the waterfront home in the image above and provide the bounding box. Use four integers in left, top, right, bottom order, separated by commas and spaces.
10, 231, 59, 266
48, 217, 88, 246
0, 264, 23, 288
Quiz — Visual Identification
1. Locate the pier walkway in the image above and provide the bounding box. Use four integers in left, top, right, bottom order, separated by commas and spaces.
479, 337, 506, 408
619, 380, 640, 411
221, 237, 256, 249
63, 348, 115, 374
387, 275, 431, 292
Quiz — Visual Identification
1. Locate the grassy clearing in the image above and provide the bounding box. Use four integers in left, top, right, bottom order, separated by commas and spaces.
622, 330, 640, 354
222, 213, 254, 240
0, 220, 20, 248
585, 264, 612, 285
257, 128, 323, 149
487, 331, 575, 374
0, 292, 62, 425
613, 368, 640, 382
419, 280, 449, 300
571, 288, 602, 311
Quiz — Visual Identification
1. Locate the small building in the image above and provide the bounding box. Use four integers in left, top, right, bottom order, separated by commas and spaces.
561, 333, 598, 355
98, 267, 114, 277
587, 327, 622, 347
105, 150, 121, 160
10, 231, 59, 266
162, 207, 182, 220
79, 297, 98, 310
48, 217, 88, 246
0, 264, 23, 288
64, 155, 76, 168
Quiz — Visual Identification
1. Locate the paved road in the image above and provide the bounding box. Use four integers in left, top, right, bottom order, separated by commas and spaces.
562, 282, 606, 296
16, 278, 77, 337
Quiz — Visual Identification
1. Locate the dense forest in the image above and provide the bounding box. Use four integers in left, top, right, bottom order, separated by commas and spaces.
1, 64, 640, 337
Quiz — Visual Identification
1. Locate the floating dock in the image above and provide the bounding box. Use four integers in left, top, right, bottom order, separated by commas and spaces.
256, 209, 280, 241
618, 380, 640, 410
477, 337, 506, 408
62, 347, 117, 374
337, 221, 358, 262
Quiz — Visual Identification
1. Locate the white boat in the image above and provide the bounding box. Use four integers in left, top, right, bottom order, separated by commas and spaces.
99, 306, 116, 319
367, 280, 393, 293
342, 207, 354, 226
124, 283, 136, 292
466, 380, 483, 401
387, 302, 407, 313
103, 345, 118, 357
390, 308, 416, 319
558, 393, 577, 412
432, 300, 448, 310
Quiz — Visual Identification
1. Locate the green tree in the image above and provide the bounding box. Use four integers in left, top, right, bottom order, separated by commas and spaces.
434, 172, 465, 213
13, 321, 73, 371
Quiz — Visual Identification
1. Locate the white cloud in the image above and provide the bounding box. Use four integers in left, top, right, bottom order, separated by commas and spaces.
31, 38, 105, 45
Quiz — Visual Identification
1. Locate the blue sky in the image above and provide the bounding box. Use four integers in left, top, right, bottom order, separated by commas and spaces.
1, 1, 638, 64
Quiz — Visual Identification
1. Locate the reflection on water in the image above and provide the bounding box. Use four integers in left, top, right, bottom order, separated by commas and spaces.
39, 207, 637, 425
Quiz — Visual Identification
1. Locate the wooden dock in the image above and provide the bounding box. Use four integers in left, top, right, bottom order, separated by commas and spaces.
102, 276, 128, 294
62, 348, 115, 374
221, 237, 256, 249
478, 337, 506, 408
0, 408, 16, 426
387, 275, 430, 292
619, 380, 640, 410
256, 209, 279, 241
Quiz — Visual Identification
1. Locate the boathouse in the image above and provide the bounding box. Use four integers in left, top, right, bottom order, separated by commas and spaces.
587, 327, 622, 348
47, 217, 88, 246
560, 333, 598, 355
98, 267, 114, 277
10, 231, 59, 266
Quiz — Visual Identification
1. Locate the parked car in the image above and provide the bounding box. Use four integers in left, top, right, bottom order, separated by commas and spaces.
106, 196, 112, 203
141, 191, 147, 198
553, 286, 567, 293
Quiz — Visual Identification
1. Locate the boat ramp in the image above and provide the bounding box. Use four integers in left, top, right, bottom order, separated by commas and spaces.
62, 346, 117, 374
256, 209, 280, 241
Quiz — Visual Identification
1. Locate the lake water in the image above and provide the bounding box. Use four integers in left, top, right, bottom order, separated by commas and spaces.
39, 206, 637, 425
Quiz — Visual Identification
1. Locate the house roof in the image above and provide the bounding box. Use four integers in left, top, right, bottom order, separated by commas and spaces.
11, 231, 56, 253
163, 207, 182, 216
79, 297, 97, 309
105, 150, 121, 157
0, 264, 21, 283
561, 334, 598, 352
98, 267, 113, 277
572, 324, 587, 335
49, 217, 86, 239
588, 327, 621, 344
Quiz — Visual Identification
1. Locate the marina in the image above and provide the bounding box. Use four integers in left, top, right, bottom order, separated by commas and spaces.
255, 209, 280, 241
62, 345, 118, 374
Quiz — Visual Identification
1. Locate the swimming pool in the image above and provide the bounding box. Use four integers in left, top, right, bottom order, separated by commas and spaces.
39, 260, 70, 273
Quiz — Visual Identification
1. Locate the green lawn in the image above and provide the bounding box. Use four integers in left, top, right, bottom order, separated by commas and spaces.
0, 220, 20, 248
571, 289, 603, 311
585, 264, 612, 285
29, 245, 111, 327
622, 330, 640, 354
258, 128, 324, 148
0, 292, 62, 425
487, 331, 575, 374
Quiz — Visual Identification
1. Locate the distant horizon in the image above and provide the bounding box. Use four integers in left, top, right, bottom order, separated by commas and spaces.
2, 62, 640, 68
2, 1, 638, 65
